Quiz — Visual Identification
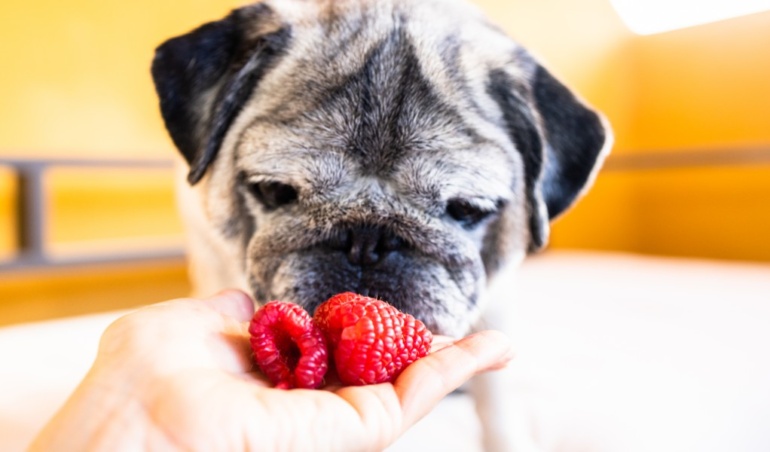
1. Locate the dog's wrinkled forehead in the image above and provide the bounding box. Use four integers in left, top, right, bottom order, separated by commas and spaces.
229, 0, 520, 202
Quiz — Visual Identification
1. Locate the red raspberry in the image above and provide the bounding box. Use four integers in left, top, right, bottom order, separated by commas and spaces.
248, 301, 328, 389
314, 292, 433, 386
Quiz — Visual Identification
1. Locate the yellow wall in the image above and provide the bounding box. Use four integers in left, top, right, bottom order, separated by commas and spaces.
628, 10, 770, 151
551, 164, 770, 261
550, 11, 770, 261
0, 0, 242, 158
0, 169, 16, 261
47, 169, 182, 250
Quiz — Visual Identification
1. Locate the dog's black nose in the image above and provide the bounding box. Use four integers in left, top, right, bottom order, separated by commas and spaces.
331, 225, 405, 266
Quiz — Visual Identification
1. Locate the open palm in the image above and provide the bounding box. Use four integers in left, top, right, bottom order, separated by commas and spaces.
32, 291, 513, 452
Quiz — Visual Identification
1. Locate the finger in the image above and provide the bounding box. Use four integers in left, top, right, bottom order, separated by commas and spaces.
429, 335, 456, 353
394, 330, 514, 428
201, 290, 256, 322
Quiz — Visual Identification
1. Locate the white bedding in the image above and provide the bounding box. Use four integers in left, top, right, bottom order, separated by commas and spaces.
2, 251, 769, 451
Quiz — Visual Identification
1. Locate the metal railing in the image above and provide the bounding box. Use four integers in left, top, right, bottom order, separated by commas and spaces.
603, 146, 770, 171
0, 158, 185, 271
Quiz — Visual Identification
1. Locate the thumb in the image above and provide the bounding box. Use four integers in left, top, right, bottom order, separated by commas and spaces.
395, 330, 514, 428
200, 289, 256, 322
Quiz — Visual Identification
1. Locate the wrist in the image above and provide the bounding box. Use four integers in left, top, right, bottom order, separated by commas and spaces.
30, 367, 149, 451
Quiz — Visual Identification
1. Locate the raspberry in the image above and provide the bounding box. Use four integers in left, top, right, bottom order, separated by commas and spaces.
312, 292, 356, 348
314, 292, 433, 386
248, 301, 328, 389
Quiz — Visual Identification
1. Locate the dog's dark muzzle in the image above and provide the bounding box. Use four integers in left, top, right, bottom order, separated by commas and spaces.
325, 224, 409, 267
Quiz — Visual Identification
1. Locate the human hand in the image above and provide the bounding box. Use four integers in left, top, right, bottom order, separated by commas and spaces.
30, 291, 513, 452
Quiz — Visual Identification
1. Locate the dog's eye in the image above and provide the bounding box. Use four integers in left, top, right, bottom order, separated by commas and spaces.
446, 199, 496, 228
248, 181, 298, 210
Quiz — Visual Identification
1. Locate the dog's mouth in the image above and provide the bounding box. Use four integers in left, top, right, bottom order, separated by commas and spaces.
246, 227, 484, 337
249, 270, 477, 337
298, 286, 416, 319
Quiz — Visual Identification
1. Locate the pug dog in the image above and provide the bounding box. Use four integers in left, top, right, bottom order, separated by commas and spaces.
151, 0, 611, 449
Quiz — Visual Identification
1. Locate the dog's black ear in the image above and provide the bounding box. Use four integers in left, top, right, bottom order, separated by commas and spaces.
487, 57, 611, 251
151, 4, 291, 184
533, 66, 610, 221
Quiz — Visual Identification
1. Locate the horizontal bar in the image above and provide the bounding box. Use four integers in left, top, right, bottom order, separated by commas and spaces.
604, 147, 770, 171
0, 157, 175, 171
4, 148, 770, 172
0, 249, 186, 272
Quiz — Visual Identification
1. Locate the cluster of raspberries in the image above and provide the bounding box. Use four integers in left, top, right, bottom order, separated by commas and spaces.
248, 292, 433, 389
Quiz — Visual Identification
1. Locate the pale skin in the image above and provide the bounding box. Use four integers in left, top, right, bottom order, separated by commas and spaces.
30, 290, 514, 451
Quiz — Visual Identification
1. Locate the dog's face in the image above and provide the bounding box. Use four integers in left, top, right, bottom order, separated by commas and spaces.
151, 0, 611, 336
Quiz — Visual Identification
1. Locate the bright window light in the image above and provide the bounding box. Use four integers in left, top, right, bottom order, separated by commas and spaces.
610, 0, 770, 35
